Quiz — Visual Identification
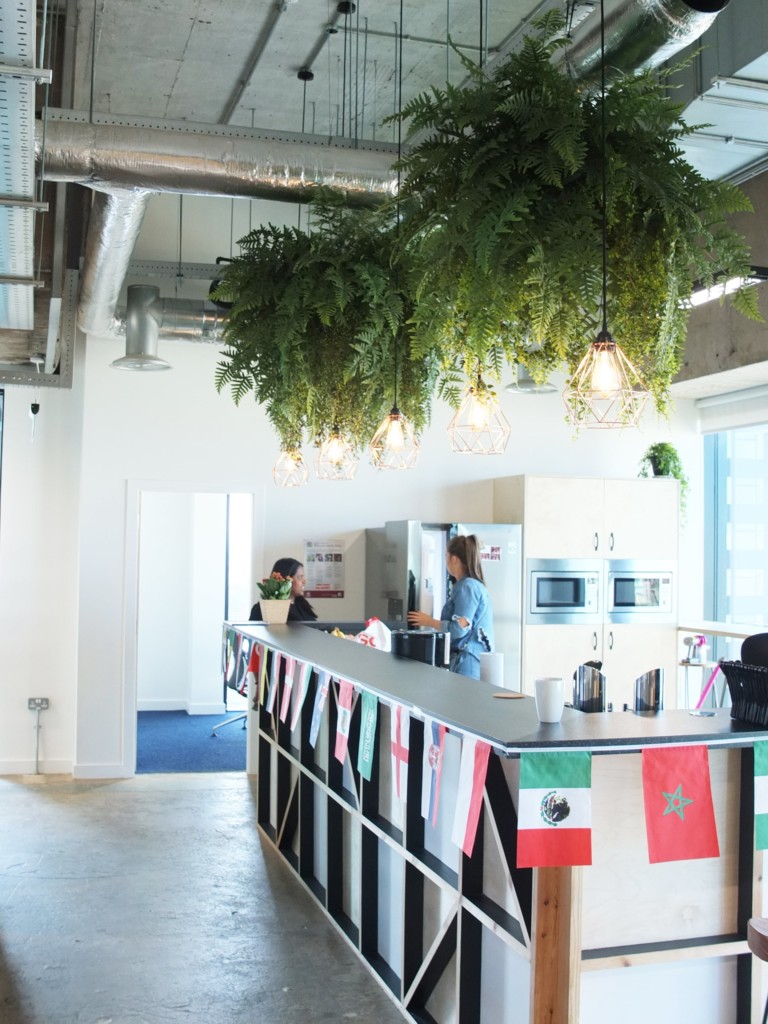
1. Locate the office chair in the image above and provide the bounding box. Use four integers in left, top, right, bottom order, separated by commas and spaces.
212, 633, 251, 737
742, 632, 768, 668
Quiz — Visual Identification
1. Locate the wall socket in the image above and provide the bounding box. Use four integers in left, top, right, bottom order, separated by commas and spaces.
28, 697, 50, 710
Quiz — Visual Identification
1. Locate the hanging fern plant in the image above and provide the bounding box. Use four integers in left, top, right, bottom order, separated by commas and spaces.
394, 9, 759, 413
214, 191, 438, 453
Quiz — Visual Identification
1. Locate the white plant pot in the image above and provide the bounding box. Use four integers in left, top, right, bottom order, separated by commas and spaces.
260, 599, 291, 624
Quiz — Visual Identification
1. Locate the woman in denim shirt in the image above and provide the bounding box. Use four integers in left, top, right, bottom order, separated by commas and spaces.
408, 534, 494, 679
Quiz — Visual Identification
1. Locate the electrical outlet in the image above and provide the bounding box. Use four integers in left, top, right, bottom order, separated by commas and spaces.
28, 697, 50, 710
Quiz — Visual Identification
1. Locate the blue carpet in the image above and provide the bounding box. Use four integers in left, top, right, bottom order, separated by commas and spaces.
136, 710, 246, 773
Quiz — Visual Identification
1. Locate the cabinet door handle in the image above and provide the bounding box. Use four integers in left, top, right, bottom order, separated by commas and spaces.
609, 531, 615, 551
608, 631, 614, 650
592, 631, 599, 651
593, 532, 599, 551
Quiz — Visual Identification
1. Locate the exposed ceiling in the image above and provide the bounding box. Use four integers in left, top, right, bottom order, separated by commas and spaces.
3, 0, 768, 394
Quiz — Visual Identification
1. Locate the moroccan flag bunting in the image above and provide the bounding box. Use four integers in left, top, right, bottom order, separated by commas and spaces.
279, 656, 297, 723
390, 704, 410, 801
289, 661, 313, 732
451, 736, 491, 857
265, 651, 282, 715
517, 751, 592, 868
357, 691, 379, 781
642, 745, 720, 863
421, 717, 447, 826
334, 680, 355, 763
309, 670, 330, 748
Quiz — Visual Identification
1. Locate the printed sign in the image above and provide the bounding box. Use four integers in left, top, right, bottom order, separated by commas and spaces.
304, 539, 345, 598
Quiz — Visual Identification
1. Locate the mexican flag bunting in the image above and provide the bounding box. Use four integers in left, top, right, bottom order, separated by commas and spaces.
279, 656, 297, 723
265, 651, 282, 715
451, 736, 491, 857
334, 679, 355, 763
421, 717, 447, 826
309, 670, 330, 748
517, 751, 592, 868
357, 691, 378, 782
224, 630, 237, 683
390, 704, 410, 802
642, 746, 720, 863
755, 741, 768, 850
289, 661, 313, 733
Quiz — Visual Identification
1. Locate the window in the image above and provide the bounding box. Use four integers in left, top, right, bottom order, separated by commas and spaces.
704, 425, 768, 632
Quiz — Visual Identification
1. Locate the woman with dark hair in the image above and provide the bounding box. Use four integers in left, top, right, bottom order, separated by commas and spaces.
407, 534, 494, 679
249, 557, 318, 623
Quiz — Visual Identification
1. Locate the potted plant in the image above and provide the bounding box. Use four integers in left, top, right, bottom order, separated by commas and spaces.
639, 442, 689, 519
394, 10, 759, 414
214, 190, 438, 455
256, 572, 294, 624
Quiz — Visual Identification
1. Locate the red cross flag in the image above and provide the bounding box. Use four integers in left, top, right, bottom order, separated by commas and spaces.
390, 704, 410, 802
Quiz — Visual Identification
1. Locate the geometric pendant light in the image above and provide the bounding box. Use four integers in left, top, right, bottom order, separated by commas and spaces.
272, 449, 309, 487
315, 427, 359, 480
448, 373, 511, 454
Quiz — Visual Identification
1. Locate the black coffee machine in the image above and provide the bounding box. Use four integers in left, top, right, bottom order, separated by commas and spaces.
391, 629, 450, 668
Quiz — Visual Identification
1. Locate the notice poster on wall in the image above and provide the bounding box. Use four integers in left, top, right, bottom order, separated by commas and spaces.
304, 539, 345, 598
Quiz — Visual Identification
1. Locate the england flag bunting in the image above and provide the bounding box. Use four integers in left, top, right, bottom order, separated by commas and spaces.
390, 704, 410, 802
245, 642, 263, 702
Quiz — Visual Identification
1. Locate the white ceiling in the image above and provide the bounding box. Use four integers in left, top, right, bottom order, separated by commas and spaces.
3, 0, 768, 397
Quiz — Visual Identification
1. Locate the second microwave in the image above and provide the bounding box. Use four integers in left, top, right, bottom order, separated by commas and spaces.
605, 560, 675, 622
526, 559, 601, 624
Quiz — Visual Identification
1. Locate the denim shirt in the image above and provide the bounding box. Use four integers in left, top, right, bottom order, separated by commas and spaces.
440, 576, 494, 680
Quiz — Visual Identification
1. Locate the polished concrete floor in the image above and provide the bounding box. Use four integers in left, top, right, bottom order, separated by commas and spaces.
0, 773, 405, 1024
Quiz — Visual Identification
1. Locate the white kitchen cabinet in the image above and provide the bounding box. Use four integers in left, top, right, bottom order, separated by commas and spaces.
523, 622, 679, 709
494, 475, 679, 560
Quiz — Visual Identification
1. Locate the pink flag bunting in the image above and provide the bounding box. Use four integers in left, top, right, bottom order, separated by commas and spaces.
451, 736, 491, 857
279, 656, 297, 723
265, 651, 282, 715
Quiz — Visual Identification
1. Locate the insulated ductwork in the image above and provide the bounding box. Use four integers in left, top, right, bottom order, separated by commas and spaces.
37, 116, 398, 338
111, 285, 171, 370
565, 0, 731, 85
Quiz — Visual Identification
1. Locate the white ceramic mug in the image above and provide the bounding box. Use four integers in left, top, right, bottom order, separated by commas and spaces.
534, 676, 565, 724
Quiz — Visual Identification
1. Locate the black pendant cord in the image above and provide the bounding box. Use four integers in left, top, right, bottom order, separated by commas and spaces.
600, 0, 609, 340
392, 0, 404, 413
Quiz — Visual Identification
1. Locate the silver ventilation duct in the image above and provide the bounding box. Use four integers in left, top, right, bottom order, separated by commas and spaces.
565, 0, 731, 86
111, 285, 171, 371
112, 298, 228, 345
505, 366, 558, 394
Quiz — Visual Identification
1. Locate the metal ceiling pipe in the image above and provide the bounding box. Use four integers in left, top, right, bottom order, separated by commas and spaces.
79, 189, 152, 337
110, 284, 171, 371
565, 0, 731, 85
112, 299, 228, 344
36, 118, 398, 205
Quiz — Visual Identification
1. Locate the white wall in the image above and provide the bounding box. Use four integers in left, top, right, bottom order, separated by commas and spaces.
0, 191, 706, 776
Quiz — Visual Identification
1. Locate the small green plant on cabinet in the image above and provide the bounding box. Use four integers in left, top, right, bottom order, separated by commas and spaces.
639, 442, 689, 520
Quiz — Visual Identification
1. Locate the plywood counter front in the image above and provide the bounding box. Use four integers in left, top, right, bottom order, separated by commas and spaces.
229, 622, 766, 1024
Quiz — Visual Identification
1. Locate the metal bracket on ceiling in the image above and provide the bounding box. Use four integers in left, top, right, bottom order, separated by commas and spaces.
0, 63, 52, 84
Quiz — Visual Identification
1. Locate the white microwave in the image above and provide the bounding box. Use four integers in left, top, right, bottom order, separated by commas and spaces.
526, 559, 601, 624
606, 561, 675, 622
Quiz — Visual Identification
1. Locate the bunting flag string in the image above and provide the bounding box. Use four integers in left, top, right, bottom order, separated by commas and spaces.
290, 661, 313, 732
309, 670, 331, 748
265, 651, 282, 715
279, 656, 297, 723
451, 735, 490, 857
390, 704, 410, 802
357, 691, 379, 781
245, 643, 263, 703
334, 679, 355, 763
641, 745, 719, 863
258, 645, 269, 705
517, 751, 592, 867
755, 741, 768, 850
421, 717, 447, 827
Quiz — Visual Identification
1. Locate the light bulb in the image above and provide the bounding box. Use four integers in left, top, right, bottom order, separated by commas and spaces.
589, 346, 620, 395
384, 415, 405, 450
325, 434, 345, 464
467, 393, 491, 431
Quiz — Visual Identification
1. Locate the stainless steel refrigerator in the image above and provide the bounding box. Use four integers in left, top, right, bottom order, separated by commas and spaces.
365, 520, 523, 690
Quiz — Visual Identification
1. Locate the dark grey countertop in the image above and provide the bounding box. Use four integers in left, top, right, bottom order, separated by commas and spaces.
230, 621, 766, 755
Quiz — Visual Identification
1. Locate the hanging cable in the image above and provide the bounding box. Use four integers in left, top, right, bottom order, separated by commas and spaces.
600, 0, 608, 337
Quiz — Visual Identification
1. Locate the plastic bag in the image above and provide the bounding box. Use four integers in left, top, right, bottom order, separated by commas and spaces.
355, 617, 392, 652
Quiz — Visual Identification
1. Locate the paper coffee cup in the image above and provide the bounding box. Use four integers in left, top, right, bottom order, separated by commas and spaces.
535, 677, 565, 724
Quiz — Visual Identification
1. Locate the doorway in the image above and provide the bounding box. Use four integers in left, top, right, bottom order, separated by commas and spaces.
134, 489, 254, 772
